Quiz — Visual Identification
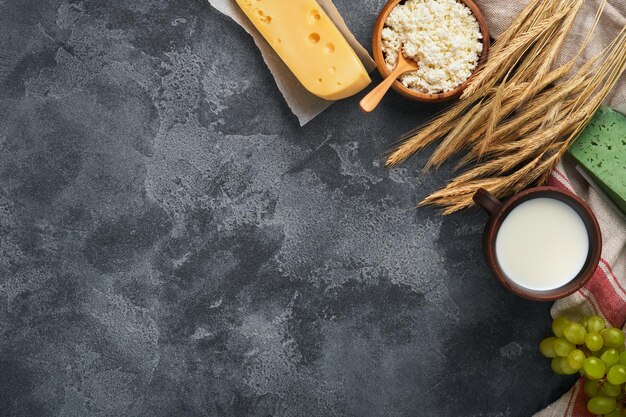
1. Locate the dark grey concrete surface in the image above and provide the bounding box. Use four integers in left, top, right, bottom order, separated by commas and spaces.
0, 0, 577, 416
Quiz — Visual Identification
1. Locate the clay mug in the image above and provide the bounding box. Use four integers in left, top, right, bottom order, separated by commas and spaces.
473, 187, 602, 301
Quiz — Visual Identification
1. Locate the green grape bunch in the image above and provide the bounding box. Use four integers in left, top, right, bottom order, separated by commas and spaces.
539, 315, 626, 416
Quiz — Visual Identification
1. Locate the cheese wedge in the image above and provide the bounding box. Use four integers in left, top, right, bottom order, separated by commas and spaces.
569, 106, 626, 214
235, 0, 371, 100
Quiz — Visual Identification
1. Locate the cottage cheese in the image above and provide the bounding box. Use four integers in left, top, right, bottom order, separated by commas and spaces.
381, 0, 483, 94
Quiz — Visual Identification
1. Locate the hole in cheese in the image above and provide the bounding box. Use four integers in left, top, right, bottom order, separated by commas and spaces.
310, 10, 321, 22
318, 78, 323, 83
329, 66, 336, 73
323, 43, 335, 54
308, 33, 320, 44
254, 8, 271, 23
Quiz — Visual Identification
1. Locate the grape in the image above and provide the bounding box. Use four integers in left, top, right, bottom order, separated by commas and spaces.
567, 349, 585, 370
600, 382, 623, 398
602, 349, 621, 369
551, 358, 564, 375
552, 317, 570, 337
557, 357, 579, 375
580, 317, 589, 329
584, 380, 601, 398
586, 332, 604, 352
554, 338, 576, 357
541, 317, 626, 407
587, 316, 607, 333
587, 396, 617, 415
605, 410, 625, 417
607, 364, 626, 385
564, 322, 587, 344
550, 358, 578, 375
583, 357, 606, 380
602, 328, 626, 349
539, 337, 558, 358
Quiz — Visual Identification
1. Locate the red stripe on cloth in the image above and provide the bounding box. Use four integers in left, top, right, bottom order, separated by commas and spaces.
601, 258, 625, 295
550, 171, 575, 193
547, 175, 566, 189
577, 289, 601, 316
562, 380, 577, 417
569, 379, 592, 417
553, 169, 575, 190
584, 267, 626, 327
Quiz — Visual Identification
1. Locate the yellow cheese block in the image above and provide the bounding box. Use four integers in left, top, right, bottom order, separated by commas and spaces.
235, 0, 371, 100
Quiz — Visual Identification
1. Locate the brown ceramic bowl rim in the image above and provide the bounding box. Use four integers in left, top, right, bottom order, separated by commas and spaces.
474, 187, 602, 302
371, 0, 491, 103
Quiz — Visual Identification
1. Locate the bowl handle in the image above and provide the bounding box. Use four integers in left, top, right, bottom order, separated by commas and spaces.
473, 188, 502, 216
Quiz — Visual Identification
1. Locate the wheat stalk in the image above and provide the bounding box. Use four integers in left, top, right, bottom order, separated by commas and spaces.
385, 99, 472, 166
385, 0, 626, 214
424, 64, 578, 168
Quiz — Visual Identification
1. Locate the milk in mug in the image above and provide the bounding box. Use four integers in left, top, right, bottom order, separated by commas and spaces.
495, 198, 590, 291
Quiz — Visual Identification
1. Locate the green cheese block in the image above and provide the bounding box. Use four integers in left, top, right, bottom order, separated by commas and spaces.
569, 106, 626, 214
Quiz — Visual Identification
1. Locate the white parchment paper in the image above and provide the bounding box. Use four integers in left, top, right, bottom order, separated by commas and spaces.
208, 0, 376, 126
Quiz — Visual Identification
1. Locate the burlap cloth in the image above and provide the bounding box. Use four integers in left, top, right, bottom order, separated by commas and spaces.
475, 2, 626, 415
477, 0, 626, 112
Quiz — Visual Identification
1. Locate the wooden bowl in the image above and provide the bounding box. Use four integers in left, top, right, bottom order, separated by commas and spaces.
371, 0, 490, 103
474, 187, 602, 302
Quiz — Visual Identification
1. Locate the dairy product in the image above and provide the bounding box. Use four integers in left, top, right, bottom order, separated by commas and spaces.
381, 0, 483, 94
235, 0, 371, 100
569, 106, 626, 215
495, 198, 590, 291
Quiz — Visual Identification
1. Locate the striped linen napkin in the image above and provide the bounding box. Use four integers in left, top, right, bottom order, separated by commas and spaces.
533, 156, 626, 417
475, 0, 626, 110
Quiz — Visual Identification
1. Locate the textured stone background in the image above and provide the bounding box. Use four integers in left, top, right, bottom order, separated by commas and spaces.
0, 0, 577, 416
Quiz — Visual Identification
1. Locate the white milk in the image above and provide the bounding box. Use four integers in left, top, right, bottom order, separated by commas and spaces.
495, 198, 590, 291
